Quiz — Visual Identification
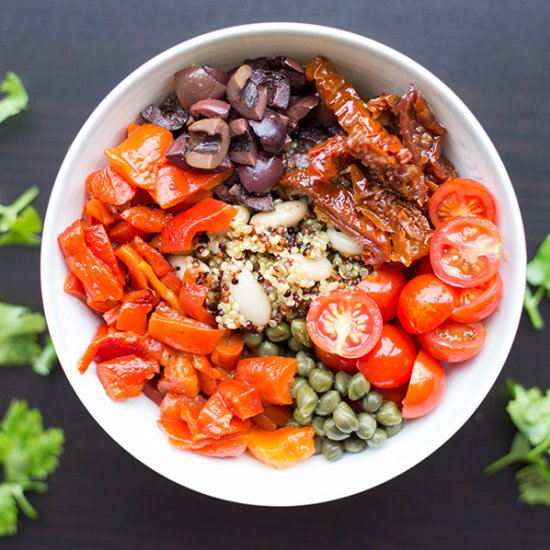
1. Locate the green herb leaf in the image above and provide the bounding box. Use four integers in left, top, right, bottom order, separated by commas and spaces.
0, 72, 29, 124
0, 400, 64, 537
516, 464, 550, 506
485, 432, 532, 475
526, 234, 550, 289
507, 380, 550, 447
0, 187, 42, 247
31, 336, 57, 376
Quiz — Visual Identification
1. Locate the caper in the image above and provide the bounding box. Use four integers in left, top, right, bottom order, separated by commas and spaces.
243, 331, 263, 350
385, 421, 403, 438
296, 351, 316, 377
348, 373, 371, 401
366, 427, 388, 449
333, 402, 359, 433
315, 390, 341, 416
309, 368, 333, 393
257, 340, 280, 357
375, 401, 403, 427
265, 321, 291, 343
360, 391, 383, 413
290, 319, 312, 348
312, 416, 326, 437
343, 435, 367, 453
286, 419, 300, 428
316, 361, 330, 371
290, 376, 307, 399
355, 412, 377, 440
323, 418, 349, 441
322, 439, 344, 462
334, 371, 351, 396
288, 336, 306, 352
292, 407, 313, 426
296, 383, 318, 417
314, 435, 323, 455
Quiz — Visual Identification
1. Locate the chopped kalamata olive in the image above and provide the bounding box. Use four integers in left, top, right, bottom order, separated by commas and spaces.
190, 99, 231, 119
229, 118, 258, 166
286, 95, 319, 129
243, 57, 271, 71
186, 118, 230, 170
228, 183, 275, 212
272, 56, 305, 74
226, 65, 267, 121
140, 91, 188, 131
203, 65, 229, 85
165, 133, 188, 167
174, 64, 227, 110
310, 99, 339, 127
279, 69, 311, 94
237, 150, 284, 194
250, 70, 291, 111
249, 110, 287, 155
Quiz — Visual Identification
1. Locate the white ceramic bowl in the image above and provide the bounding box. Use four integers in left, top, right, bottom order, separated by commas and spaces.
41, 23, 526, 506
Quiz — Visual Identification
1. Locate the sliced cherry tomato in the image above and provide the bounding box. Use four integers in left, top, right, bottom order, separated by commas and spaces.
419, 320, 486, 363
306, 288, 383, 359
357, 324, 417, 388
313, 345, 358, 373
245, 426, 315, 469
402, 350, 446, 419
430, 215, 501, 288
450, 274, 503, 323
357, 266, 406, 322
428, 178, 496, 227
414, 255, 433, 277
397, 274, 456, 334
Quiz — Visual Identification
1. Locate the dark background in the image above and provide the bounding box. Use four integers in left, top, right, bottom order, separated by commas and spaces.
1, 1, 549, 548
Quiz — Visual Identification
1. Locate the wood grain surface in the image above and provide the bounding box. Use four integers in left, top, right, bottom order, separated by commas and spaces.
1, 1, 550, 548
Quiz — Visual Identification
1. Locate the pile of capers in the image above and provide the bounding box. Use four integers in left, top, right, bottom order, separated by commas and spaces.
243, 318, 312, 356
243, 320, 404, 463
290, 351, 404, 462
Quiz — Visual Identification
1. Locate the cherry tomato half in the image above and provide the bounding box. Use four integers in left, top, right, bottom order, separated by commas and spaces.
419, 320, 486, 363
450, 274, 503, 323
402, 350, 446, 419
357, 266, 406, 322
357, 324, 417, 388
314, 345, 358, 373
306, 288, 383, 359
430, 215, 501, 288
428, 178, 497, 227
397, 274, 456, 334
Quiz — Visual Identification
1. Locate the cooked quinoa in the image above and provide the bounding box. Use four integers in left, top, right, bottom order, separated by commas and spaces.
191, 199, 371, 331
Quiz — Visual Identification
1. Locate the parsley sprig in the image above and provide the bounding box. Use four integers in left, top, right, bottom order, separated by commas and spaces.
0, 72, 29, 124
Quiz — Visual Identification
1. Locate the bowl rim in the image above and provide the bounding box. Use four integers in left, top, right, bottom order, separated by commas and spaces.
41, 22, 526, 506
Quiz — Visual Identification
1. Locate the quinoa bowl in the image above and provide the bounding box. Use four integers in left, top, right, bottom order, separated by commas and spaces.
41, 23, 525, 506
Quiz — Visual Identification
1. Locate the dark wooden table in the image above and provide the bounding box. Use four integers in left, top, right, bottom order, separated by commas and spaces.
1, 1, 550, 548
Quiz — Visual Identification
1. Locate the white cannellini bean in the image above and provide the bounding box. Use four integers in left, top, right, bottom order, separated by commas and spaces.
250, 200, 308, 228
229, 267, 272, 327
327, 228, 364, 257
167, 255, 210, 281
289, 254, 333, 282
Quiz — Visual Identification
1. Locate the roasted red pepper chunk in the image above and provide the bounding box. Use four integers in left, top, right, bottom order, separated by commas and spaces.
178, 261, 215, 326
217, 379, 264, 420
120, 206, 168, 233
161, 198, 237, 253
105, 123, 173, 191
58, 220, 124, 304
96, 355, 159, 400
157, 353, 199, 398
86, 166, 136, 206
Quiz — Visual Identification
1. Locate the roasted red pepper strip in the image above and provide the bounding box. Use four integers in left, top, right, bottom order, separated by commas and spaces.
96, 355, 159, 400
120, 206, 168, 233
157, 353, 199, 398
192, 354, 227, 381
148, 302, 225, 355
86, 166, 136, 206
127, 122, 141, 136
115, 289, 157, 334
178, 262, 214, 326
161, 198, 237, 253
306, 56, 405, 157
197, 371, 218, 396
108, 220, 148, 245
84, 224, 125, 285
114, 244, 148, 289
151, 164, 234, 209
217, 379, 263, 420
132, 236, 176, 277
210, 332, 244, 371
58, 220, 124, 303
235, 357, 297, 405
83, 198, 115, 226
104, 123, 173, 191
63, 271, 86, 301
